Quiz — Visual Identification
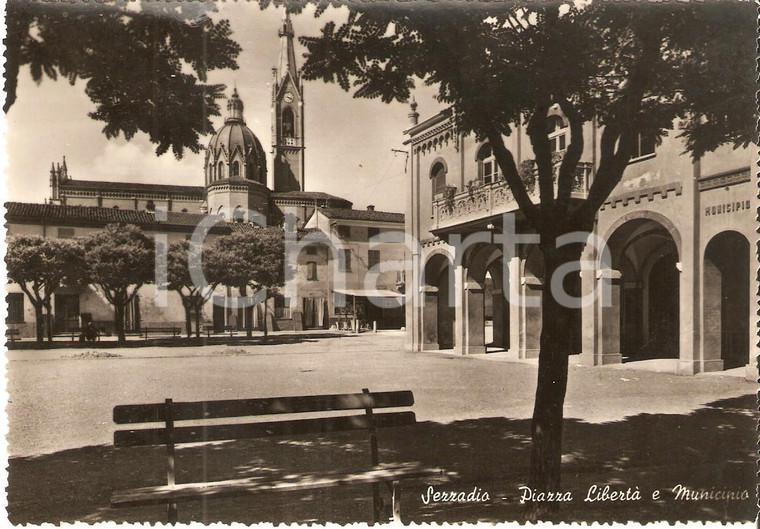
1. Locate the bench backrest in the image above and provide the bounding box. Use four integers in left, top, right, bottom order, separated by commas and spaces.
114, 389, 415, 488
114, 389, 415, 447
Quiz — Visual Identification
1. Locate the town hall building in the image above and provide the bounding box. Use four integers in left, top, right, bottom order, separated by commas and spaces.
402, 102, 755, 380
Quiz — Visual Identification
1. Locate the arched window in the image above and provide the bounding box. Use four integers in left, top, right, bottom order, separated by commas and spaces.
218, 162, 225, 179
231, 161, 240, 178
282, 108, 295, 138
476, 143, 499, 184
181, 208, 188, 213
146, 200, 155, 212
233, 206, 245, 223
431, 162, 447, 197
209, 163, 215, 181
547, 115, 568, 153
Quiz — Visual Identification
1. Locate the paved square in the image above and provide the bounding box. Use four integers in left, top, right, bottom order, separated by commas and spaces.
6, 331, 756, 523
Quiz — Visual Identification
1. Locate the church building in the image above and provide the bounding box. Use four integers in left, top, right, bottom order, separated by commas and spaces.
5, 14, 405, 338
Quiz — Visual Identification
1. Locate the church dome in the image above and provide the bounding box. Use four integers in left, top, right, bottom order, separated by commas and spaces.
205, 89, 268, 186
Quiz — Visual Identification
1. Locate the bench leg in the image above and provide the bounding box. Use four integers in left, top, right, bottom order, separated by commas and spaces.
392, 481, 402, 523
167, 502, 178, 524
371, 482, 382, 523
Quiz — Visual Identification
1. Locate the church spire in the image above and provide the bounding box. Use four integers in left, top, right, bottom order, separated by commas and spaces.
277, 11, 299, 86
272, 10, 305, 193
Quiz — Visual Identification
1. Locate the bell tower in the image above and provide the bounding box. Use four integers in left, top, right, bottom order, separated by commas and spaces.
272, 11, 305, 192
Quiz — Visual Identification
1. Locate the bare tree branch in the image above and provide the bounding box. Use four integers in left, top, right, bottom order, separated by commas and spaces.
555, 96, 584, 213
486, 126, 541, 229
525, 101, 555, 211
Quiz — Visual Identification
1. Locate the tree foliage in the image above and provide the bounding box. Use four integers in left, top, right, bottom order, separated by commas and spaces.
5, 1, 242, 157
214, 227, 290, 337
6, 236, 87, 342
83, 224, 155, 343
166, 240, 226, 337
294, 0, 753, 231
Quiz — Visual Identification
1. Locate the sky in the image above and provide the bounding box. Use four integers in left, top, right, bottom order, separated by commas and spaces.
3, 2, 440, 213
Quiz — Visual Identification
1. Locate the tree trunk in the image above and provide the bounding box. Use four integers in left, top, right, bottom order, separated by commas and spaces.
525, 241, 583, 520
261, 297, 268, 338
33, 304, 44, 344
44, 303, 54, 342
183, 303, 192, 338
194, 303, 202, 339
114, 303, 126, 345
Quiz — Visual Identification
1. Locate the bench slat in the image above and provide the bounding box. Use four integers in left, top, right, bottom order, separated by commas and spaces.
111, 463, 444, 507
114, 411, 416, 447
114, 391, 414, 424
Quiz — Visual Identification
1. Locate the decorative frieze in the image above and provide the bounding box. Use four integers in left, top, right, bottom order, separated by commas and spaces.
61, 189, 202, 201
411, 121, 455, 155
421, 237, 446, 249
601, 182, 682, 210
697, 167, 751, 192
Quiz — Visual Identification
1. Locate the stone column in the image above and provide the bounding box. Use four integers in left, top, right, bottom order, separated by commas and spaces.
464, 281, 486, 354
406, 253, 419, 352
746, 249, 758, 381
579, 264, 598, 366
701, 260, 723, 372
597, 269, 623, 365
508, 257, 522, 355
520, 275, 542, 359
678, 167, 700, 376
677, 253, 699, 375
421, 286, 439, 350
491, 289, 506, 349
452, 264, 467, 355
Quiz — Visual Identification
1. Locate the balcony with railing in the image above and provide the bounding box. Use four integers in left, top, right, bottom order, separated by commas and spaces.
432, 161, 593, 232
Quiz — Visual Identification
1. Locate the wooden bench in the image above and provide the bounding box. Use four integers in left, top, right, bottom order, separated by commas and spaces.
54, 327, 101, 342
202, 325, 237, 337
5, 328, 20, 342
142, 327, 180, 339
111, 389, 443, 523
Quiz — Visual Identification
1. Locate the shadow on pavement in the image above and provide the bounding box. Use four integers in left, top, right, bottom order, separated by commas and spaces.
7, 332, 357, 350
7, 394, 755, 524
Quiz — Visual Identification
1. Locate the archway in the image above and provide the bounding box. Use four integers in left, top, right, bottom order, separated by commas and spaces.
516, 245, 546, 358
422, 253, 455, 350
282, 108, 295, 138
465, 244, 508, 354
703, 231, 749, 370
484, 259, 510, 352
607, 218, 680, 362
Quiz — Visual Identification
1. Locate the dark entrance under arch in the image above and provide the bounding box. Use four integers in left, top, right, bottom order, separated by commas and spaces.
484, 261, 510, 352
704, 231, 749, 370
609, 218, 680, 362
422, 254, 455, 350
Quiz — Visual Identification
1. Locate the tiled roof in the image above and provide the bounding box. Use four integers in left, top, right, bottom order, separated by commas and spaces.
319, 207, 404, 224
4, 202, 229, 231
297, 228, 330, 242
272, 190, 352, 206
59, 179, 205, 196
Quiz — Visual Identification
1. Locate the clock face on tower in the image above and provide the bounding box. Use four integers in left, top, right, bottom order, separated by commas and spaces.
283, 92, 294, 103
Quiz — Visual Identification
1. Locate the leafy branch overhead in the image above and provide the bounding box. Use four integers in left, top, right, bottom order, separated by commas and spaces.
5, 1, 242, 158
